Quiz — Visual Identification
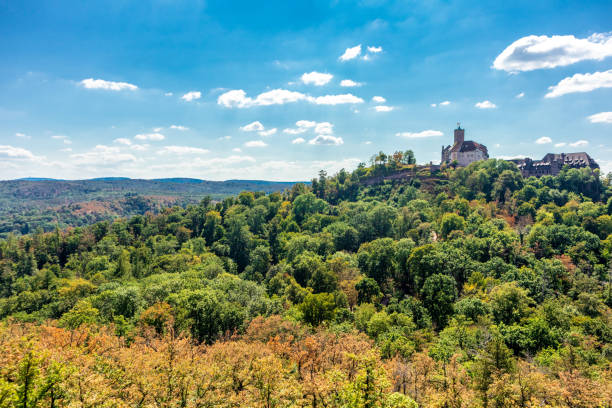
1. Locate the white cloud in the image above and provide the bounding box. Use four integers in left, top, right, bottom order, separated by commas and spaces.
135, 133, 165, 141
374, 105, 394, 112
292, 137, 306, 144
218, 89, 363, 108
283, 120, 317, 134
396, 130, 444, 139
308, 135, 344, 145
240, 121, 265, 132
181, 91, 201, 102
493, 33, 612, 72
440, 100, 451, 106
15, 132, 30, 139
475, 100, 497, 109
312, 94, 364, 105
301, 71, 333, 86
80, 78, 138, 91
516, 92, 525, 98
555, 142, 567, 147
588, 111, 612, 123
569, 140, 589, 147
430, 103, 437, 107
232, 148, 242, 152
60, 148, 72, 152
245, 140, 268, 148
367, 46, 383, 53
258, 128, 277, 137
157, 146, 210, 155
219, 136, 232, 140
153, 127, 163, 132
130, 144, 149, 151
114, 138, 132, 145
372, 96, 386, 103
70, 145, 136, 165
51, 135, 72, 145
0, 145, 39, 160
340, 44, 362, 61
340, 79, 362, 87
545, 69, 612, 98
164, 92, 173, 96
536, 136, 552, 144
218, 89, 309, 108
170, 125, 189, 131
314, 122, 334, 135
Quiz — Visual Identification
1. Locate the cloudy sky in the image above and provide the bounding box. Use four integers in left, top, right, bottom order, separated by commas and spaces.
1, 0, 611, 180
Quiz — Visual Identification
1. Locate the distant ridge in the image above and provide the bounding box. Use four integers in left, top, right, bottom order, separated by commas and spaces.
11, 177, 308, 184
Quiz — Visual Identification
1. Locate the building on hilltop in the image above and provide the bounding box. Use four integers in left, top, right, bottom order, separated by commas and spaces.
512, 152, 599, 178
441, 124, 489, 166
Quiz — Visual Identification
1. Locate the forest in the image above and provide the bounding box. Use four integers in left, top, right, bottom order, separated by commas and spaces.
0, 154, 611, 407
0, 178, 297, 238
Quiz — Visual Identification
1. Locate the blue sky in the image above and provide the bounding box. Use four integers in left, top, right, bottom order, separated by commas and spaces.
1, 0, 611, 180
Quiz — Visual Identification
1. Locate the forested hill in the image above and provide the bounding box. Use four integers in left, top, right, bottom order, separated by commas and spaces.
0, 158, 611, 407
0, 177, 300, 237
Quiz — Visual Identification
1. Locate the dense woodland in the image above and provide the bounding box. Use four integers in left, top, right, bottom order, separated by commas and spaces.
1, 154, 611, 407
0, 178, 296, 238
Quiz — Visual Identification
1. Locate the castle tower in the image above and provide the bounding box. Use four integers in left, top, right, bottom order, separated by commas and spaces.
454, 123, 464, 145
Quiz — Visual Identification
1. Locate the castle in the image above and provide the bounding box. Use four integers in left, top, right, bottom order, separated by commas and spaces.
512, 153, 599, 178
441, 124, 489, 166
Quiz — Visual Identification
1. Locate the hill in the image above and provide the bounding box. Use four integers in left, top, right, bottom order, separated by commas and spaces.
0, 178, 301, 237
0, 158, 611, 406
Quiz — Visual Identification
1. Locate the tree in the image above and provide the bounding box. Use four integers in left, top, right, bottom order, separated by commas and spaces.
299, 293, 336, 326
420, 274, 457, 328
440, 213, 466, 239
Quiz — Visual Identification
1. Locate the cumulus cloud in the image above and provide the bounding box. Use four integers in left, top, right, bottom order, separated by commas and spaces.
232, 148, 242, 152
258, 128, 277, 137
0, 145, 40, 160
588, 111, 612, 123
292, 137, 306, 144
283, 120, 317, 134
15, 132, 30, 139
367, 46, 383, 53
314, 122, 334, 135
218, 89, 308, 108
555, 142, 567, 147
70, 145, 137, 165
340, 44, 362, 61
493, 33, 612, 72
80, 78, 138, 91
340, 79, 362, 87
312, 94, 363, 105
308, 135, 344, 145
157, 146, 210, 155
218, 89, 363, 108
372, 96, 386, 103
545, 69, 612, 98
569, 140, 589, 147
135, 133, 165, 141
301, 71, 333, 86
475, 100, 497, 109
245, 140, 268, 148
240, 121, 265, 132
114, 138, 132, 145
181, 91, 201, 102
170, 125, 189, 131
536, 136, 552, 144
396, 130, 444, 139
374, 105, 394, 112
516, 92, 525, 98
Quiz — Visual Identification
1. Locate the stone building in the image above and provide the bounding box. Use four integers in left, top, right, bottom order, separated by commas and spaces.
513, 152, 599, 178
441, 124, 489, 166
